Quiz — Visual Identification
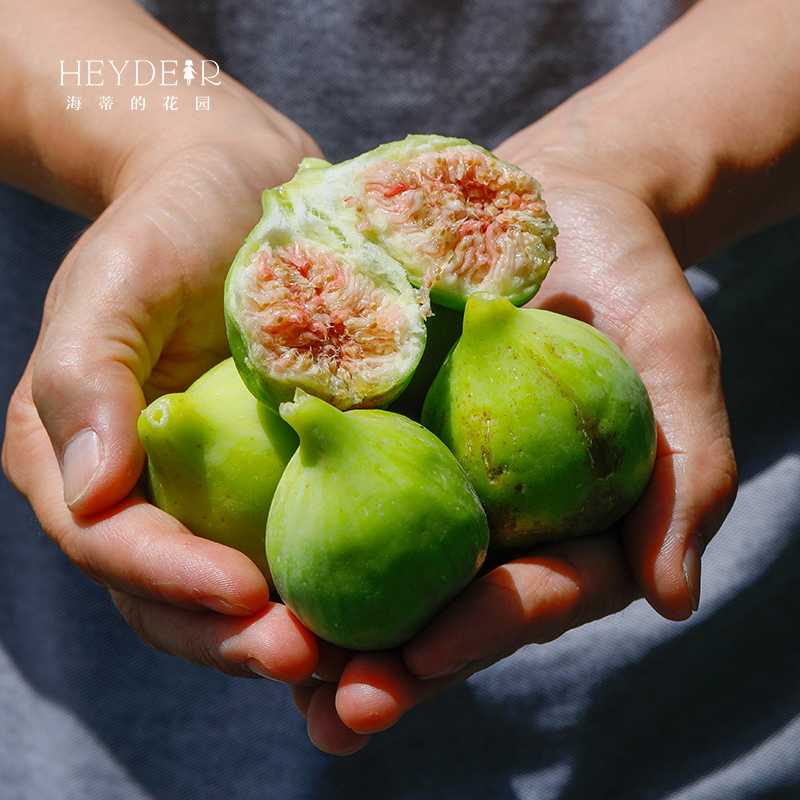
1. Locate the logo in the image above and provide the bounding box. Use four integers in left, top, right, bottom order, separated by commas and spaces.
60, 59, 221, 112
60, 59, 221, 86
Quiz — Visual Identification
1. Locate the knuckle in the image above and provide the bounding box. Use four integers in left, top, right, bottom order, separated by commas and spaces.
30, 346, 81, 432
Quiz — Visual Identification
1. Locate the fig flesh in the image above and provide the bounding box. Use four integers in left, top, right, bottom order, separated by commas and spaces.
421, 293, 657, 549
138, 358, 298, 580
225, 184, 426, 413
341, 135, 558, 310
266, 391, 490, 650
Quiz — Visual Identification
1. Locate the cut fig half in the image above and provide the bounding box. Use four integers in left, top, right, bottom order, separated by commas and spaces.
278, 136, 558, 310
342, 135, 558, 310
225, 189, 426, 412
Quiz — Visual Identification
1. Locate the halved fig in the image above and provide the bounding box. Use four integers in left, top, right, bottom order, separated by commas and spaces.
225, 188, 426, 412
340, 135, 558, 310
224, 135, 556, 412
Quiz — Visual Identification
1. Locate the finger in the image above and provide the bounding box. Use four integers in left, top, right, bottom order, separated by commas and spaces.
621, 292, 738, 619
302, 683, 372, 755
335, 651, 416, 734
75, 495, 274, 611
326, 533, 637, 737
332, 651, 464, 735
31, 217, 227, 516
33, 344, 150, 517
29, 148, 269, 516
404, 532, 637, 680
111, 591, 319, 682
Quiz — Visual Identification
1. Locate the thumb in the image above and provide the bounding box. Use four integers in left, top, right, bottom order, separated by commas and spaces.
27, 137, 317, 517
30, 230, 156, 516
622, 286, 738, 620
32, 320, 148, 516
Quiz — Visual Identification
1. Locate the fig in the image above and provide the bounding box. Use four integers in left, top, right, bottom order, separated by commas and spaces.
224, 178, 427, 413
266, 391, 490, 650
421, 293, 657, 549
138, 358, 298, 580
340, 135, 558, 311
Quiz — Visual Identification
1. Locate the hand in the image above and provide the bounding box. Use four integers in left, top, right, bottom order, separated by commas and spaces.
292, 136, 738, 754
1, 122, 351, 683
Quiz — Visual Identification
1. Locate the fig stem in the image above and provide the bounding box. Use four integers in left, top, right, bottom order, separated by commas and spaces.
278, 391, 357, 467
462, 292, 515, 344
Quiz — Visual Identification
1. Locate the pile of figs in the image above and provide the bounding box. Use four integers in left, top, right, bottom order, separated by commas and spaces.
138, 135, 656, 651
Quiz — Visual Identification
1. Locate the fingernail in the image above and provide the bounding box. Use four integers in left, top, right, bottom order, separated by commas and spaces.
246, 658, 282, 682
62, 429, 104, 508
683, 535, 703, 613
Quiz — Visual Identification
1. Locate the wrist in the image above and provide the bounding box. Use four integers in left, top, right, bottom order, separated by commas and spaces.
105, 89, 322, 207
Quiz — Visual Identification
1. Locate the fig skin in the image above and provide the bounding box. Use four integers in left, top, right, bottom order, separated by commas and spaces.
421, 293, 657, 549
266, 391, 490, 651
138, 358, 298, 582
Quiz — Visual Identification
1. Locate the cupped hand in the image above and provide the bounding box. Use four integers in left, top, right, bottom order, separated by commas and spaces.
1, 120, 349, 683
295, 134, 738, 754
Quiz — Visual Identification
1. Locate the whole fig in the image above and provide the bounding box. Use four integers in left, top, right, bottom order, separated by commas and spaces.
138, 358, 298, 580
266, 391, 489, 650
421, 293, 657, 549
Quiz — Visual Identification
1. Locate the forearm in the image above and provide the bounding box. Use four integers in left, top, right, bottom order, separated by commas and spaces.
0, 0, 316, 215
506, 0, 800, 266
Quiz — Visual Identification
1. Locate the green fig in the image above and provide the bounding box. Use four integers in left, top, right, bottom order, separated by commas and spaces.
224, 181, 426, 414
266, 391, 490, 650
421, 293, 657, 549
283, 134, 559, 311
138, 358, 298, 580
